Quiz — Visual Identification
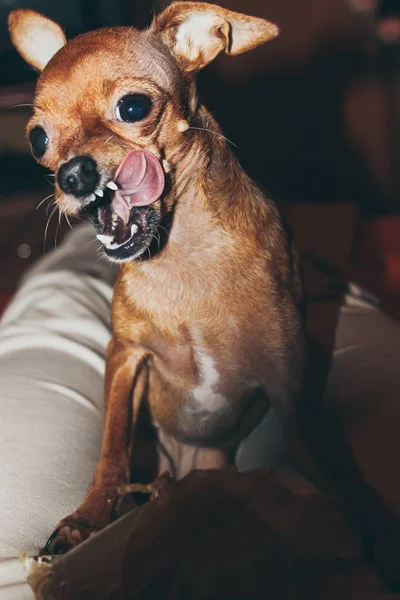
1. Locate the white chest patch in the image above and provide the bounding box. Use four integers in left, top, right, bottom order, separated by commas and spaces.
192, 347, 227, 412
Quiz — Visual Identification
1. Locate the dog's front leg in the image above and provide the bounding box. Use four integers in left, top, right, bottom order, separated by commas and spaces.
44, 341, 148, 555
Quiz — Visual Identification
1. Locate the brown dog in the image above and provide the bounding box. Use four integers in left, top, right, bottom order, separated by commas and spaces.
8, 1, 400, 586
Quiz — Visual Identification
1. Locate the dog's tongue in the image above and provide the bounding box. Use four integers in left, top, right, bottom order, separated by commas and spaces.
112, 149, 165, 223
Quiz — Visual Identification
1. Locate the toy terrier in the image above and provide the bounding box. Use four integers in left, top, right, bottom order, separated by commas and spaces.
8, 2, 400, 587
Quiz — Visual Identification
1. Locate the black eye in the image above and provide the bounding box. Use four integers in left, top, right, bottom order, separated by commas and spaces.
29, 127, 48, 159
116, 94, 152, 123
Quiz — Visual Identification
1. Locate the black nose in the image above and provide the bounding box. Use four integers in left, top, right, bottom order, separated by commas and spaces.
57, 155, 99, 197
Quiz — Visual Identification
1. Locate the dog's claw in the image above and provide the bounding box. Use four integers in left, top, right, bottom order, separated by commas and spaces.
43, 518, 101, 555
43, 527, 62, 554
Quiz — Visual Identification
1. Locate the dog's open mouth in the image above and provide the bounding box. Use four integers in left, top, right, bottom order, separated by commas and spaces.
87, 149, 165, 261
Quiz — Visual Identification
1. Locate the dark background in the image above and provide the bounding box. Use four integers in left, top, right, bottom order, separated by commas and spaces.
0, 0, 399, 300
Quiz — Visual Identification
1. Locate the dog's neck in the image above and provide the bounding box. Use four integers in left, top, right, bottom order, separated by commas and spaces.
120, 102, 276, 278
174, 106, 256, 213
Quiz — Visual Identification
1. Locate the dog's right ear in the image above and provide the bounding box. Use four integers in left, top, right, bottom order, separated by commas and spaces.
152, 1, 279, 72
8, 9, 66, 71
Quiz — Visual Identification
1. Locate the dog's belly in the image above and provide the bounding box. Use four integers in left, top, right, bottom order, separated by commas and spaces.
178, 391, 231, 442
147, 329, 268, 444
177, 383, 268, 444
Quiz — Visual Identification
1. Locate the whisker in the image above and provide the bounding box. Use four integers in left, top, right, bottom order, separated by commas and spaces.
158, 224, 170, 237
36, 193, 55, 210
188, 126, 239, 148
95, 246, 107, 260
150, 232, 159, 254
46, 199, 56, 217
202, 108, 223, 118
54, 209, 62, 249
9, 103, 33, 109
155, 230, 161, 253
44, 205, 58, 253
64, 214, 73, 230
104, 134, 115, 145
158, 226, 169, 248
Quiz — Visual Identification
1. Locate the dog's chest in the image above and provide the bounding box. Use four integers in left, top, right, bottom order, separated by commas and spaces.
190, 345, 227, 412
177, 344, 231, 440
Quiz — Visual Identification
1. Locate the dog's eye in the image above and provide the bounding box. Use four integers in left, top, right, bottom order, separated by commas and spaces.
116, 94, 152, 123
29, 127, 48, 159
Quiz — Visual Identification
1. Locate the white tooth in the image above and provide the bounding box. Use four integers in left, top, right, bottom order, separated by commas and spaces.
87, 193, 96, 202
95, 188, 104, 197
97, 224, 138, 250
107, 239, 125, 250
96, 234, 114, 244
106, 181, 118, 191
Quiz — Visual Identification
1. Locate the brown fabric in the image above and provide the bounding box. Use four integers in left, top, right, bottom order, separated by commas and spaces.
27, 470, 394, 599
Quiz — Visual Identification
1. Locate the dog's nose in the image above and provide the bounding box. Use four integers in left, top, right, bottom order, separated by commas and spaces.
57, 155, 99, 197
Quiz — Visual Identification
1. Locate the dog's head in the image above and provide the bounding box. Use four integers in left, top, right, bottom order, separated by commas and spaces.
8, 2, 278, 262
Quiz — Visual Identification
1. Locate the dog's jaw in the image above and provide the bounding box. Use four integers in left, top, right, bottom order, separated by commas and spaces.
93, 202, 162, 263
78, 149, 166, 262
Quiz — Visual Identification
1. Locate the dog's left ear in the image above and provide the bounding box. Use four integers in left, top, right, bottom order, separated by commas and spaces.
8, 9, 66, 71
152, 1, 279, 72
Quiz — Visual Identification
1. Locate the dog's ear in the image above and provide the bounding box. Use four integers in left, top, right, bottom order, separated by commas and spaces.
152, 1, 279, 72
8, 9, 66, 71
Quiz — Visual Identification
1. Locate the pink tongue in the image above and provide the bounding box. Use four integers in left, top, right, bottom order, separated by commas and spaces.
112, 150, 165, 222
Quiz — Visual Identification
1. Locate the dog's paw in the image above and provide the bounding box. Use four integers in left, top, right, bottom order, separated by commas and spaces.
42, 517, 101, 555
